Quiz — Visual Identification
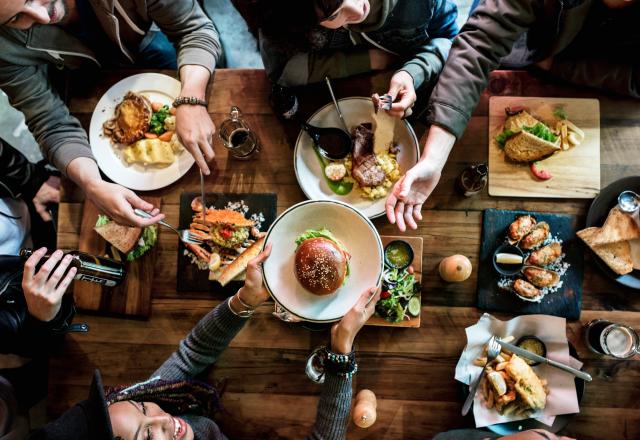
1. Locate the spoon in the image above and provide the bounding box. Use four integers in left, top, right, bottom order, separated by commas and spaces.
324, 76, 350, 134
300, 122, 351, 160
618, 190, 640, 213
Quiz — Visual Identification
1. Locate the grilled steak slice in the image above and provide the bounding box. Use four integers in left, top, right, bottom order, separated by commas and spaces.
351, 123, 385, 187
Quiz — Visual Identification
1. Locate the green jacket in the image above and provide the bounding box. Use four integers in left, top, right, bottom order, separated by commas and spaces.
427, 0, 639, 139
260, 0, 458, 89
0, 0, 220, 175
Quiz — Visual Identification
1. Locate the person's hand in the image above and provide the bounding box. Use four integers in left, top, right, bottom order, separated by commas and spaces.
369, 48, 397, 70
176, 104, 216, 175
330, 287, 380, 354
373, 70, 416, 118
233, 243, 273, 310
32, 176, 60, 222
536, 56, 554, 71
385, 160, 441, 231
85, 179, 164, 227
22, 248, 76, 322
500, 429, 575, 440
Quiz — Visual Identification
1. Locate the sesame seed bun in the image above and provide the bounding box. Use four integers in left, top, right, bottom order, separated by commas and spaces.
295, 237, 347, 295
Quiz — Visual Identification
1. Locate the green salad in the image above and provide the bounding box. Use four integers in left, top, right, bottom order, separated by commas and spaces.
522, 123, 558, 143
149, 105, 171, 135
376, 267, 420, 323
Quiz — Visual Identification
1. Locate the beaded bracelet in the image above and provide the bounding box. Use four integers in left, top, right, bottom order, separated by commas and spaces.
322, 347, 358, 378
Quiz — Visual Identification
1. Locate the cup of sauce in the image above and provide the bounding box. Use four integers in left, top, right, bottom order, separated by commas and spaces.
384, 240, 414, 271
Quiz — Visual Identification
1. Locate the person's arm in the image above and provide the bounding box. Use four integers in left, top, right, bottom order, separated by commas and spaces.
0, 138, 48, 200
398, 0, 459, 90
426, 0, 540, 138
147, 0, 220, 175
308, 288, 380, 440
152, 246, 272, 381
547, 58, 640, 98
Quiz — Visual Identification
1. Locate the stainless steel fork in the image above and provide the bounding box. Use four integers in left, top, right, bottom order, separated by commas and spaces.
461, 336, 501, 416
134, 209, 203, 245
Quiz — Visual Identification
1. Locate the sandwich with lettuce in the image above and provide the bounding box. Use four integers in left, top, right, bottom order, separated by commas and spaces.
495, 109, 561, 162
94, 215, 157, 261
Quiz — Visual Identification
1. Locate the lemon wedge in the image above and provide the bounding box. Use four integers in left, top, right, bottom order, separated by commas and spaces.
495, 253, 524, 265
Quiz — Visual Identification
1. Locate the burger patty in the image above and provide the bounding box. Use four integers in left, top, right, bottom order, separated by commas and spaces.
295, 237, 347, 295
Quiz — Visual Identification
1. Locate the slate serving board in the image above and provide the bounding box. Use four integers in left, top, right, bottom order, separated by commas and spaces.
477, 209, 584, 320
176, 192, 277, 294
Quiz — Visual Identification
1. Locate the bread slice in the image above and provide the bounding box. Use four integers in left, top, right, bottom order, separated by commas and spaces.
591, 207, 640, 245
504, 130, 561, 162
504, 111, 541, 133
210, 237, 265, 286
94, 221, 141, 254
629, 238, 640, 270
578, 227, 633, 275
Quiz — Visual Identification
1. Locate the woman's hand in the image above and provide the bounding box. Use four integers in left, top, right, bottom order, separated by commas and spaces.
85, 179, 163, 227
330, 287, 380, 354
22, 248, 76, 322
32, 176, 60, 222
233, 243, 273, 310
373, 70, 416, 118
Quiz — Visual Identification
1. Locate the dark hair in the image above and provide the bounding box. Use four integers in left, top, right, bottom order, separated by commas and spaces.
256, 0, 344, 37
105, 377, 222, 418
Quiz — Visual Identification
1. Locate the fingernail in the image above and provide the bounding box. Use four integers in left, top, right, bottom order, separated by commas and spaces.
53, 250, 63, 257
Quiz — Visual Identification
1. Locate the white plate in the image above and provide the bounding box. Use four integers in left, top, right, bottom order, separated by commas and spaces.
89, 73, 195, 191
262, 200, 383, 322
294, 97, 420, 219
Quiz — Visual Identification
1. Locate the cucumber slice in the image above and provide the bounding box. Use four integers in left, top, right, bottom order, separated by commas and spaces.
408, 296, 421, 317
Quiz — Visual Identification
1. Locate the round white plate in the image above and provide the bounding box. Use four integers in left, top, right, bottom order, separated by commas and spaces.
89, 73, 195, 191
294, 97, 420, 219
262, 200, 383, 322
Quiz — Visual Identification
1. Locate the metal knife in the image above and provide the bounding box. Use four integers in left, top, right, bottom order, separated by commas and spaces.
496, 339, 592, 382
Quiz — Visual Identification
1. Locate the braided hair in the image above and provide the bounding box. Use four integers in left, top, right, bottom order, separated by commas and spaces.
105, 376, 222, 418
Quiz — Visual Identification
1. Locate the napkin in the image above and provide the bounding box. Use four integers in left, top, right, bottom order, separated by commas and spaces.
455, 313, 581, 428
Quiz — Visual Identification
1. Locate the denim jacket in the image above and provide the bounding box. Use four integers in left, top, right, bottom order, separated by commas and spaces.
260, 0, 458, 89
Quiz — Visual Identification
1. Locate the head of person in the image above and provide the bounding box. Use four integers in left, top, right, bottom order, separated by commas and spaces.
35, 371, 220, 440
0, 0, 74, 30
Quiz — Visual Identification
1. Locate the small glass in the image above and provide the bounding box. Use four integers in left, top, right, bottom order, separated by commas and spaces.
456, 163, 488, 197
218, 106, 259, 160
584, 319, 639, 359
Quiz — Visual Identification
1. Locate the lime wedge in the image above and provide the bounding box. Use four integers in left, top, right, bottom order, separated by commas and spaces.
495, 253, 523, 264
408, 296, 421, 317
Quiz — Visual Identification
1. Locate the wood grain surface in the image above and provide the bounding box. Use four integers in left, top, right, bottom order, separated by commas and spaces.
74, 197, 160, 318
366, 235, 423, 328
488, 96, 601, 198
51, 69, 640, 440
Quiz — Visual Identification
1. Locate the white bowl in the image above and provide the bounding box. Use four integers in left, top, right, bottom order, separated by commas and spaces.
262, 200, 383, 322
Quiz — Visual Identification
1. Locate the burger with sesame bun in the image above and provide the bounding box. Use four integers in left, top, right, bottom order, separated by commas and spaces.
294, 228, 351, 295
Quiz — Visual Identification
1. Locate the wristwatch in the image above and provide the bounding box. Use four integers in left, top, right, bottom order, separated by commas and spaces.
173, 96, 207, 108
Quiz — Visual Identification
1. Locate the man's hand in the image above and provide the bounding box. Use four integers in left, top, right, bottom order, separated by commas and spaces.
374, 70, 417, 118
33, 176, 60, 222
177, 65, 215, 175
385, 125, 456, 231
22, 248, 76, 322
233, 243, 273, 310
85, 179, 163, 227
330, 287, 380, 354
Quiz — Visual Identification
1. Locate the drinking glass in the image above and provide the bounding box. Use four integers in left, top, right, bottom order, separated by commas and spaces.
584, 319, 639, 359
218, 106, 259, 160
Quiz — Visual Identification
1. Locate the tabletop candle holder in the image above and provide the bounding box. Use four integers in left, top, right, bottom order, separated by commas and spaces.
219, 106, 260, 160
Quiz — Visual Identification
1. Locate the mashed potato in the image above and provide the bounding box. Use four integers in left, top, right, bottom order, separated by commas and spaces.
342, 150, 401, 200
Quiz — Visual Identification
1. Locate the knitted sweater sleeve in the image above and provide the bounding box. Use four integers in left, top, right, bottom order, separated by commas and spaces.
152, 298, 247, 381
307, 372, 353, 439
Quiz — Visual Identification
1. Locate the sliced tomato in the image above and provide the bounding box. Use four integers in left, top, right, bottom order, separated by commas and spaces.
220, 227, 233, 239
380, 291, 391, 299
530, 162, 553, 180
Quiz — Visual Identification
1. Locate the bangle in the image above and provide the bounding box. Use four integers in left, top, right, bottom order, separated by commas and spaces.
227, 295, 254, 318
173, 96, 207, 108
235, 292, 256, 311
322, 346, 357, 378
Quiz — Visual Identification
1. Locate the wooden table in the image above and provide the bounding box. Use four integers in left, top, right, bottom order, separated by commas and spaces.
51, 69, 640, 439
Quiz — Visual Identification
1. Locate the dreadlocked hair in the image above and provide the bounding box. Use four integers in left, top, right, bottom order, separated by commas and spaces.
105, 377, 222, 417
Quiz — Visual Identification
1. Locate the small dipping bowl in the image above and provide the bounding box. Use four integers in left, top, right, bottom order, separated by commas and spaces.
493, 243, 524, 276
384, 240, 414, 271
515, 335, 547, 366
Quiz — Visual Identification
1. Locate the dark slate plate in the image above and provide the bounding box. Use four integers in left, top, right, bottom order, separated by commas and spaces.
585, 176, 640, 289
176, 192, 277, 294
477, 209, 584, 320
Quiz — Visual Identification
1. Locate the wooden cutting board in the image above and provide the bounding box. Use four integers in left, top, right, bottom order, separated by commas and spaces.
74, 198, 160, 318
488, 96, 600, 198
366, 235, 423, 328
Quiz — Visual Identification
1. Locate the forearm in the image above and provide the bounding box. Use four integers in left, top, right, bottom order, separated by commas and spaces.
0, 139, 48, 200
66, 157, 103, 192
548, 58, 640, 98
308, 373, 353, 440
178, 65, 210, 100
420, 125, 456, 171
152, 298, 248, 381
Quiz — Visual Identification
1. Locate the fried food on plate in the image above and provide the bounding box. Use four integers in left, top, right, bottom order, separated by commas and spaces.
513, 278, 541, 299
103, 91, 152, 144
526, 242, 562, 267
523, 267, 560, 288
508, 215, 537, 243
499, 111, 561, 163
210, 237, 266, 286
505, 354, 547, 410
520, 222, 550, 250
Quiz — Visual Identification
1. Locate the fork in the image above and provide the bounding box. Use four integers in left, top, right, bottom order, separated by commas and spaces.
134, 209, 203, 245
461, 336, 501, 416
377, 94, 393, 111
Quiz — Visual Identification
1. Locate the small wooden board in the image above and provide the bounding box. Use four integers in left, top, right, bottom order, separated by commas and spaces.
74, 198, 160, 318
477, 209, 584, 320
366, 235, 423, 328
488, 96, 600, 198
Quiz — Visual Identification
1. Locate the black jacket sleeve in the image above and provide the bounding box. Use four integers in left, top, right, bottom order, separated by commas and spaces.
0, 138, 49, 201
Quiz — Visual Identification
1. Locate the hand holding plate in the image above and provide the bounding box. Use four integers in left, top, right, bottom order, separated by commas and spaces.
330, 287, 380, 354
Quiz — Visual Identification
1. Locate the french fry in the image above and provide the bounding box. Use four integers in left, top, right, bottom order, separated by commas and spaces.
474, 357, 487, 367
486, 389, 494, 408
501, 353, 511, 361
502, 335, 515, 344
561, 123, 569, 150
495, 361, 509, 371
495, 354, 506, 363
